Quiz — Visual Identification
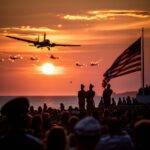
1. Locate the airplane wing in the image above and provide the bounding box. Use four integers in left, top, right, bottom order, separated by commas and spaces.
52, 43, 81, 47
6, 36, 35, 44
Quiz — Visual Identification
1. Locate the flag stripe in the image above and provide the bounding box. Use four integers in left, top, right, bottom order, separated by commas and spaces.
109, 62, 141, 77
106, 56, 141, 75
106, 55, 141, 75
109, 67, 141, 79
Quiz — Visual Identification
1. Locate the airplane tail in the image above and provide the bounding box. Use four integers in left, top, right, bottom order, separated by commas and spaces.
37, 35, 39, 42
44, 33, 46, 41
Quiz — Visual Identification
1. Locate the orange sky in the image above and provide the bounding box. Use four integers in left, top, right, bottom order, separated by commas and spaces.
0, 0, 150, 95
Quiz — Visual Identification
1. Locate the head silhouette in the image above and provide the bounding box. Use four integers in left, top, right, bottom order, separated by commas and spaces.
47, 125, 67, 150
89, 84, 94, 90
1, 97, 29, 128
81, 84, 85, 90
74, 117, 101, 150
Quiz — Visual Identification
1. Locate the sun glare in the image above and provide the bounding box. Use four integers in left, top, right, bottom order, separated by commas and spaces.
38, 63, 64, 75
41, 63, 55, 75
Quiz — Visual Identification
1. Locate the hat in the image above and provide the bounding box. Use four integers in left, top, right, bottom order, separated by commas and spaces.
74, 117, 101, 136
1, 97, 29, 118
89, 84, 94, 88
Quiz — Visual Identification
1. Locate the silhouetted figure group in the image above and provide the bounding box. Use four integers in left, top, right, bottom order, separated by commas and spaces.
117, 96, 137, 106
99, 96, 138, 108
78, 84, 95, 113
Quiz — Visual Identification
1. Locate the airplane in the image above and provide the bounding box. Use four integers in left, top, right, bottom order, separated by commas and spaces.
6, 33, 81, 50
90, 61, 99, 66
9, 54, 23, 60
50, 54, 59, 60
30, 56, 39, 61
0, 58, 4, 62
76, 62, 85, 67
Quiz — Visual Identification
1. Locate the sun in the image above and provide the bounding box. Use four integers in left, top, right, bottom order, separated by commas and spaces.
40, 63, 55, 75
37, 62, 64, 75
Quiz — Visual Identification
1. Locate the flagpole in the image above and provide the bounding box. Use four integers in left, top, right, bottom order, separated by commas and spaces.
141, 28, 145, 88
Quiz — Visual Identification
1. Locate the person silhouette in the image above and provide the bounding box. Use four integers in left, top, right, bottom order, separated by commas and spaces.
78, 84, 86, 111
0, 97, 43, 150
86, 84, 95, 113
103, 84, 113, 108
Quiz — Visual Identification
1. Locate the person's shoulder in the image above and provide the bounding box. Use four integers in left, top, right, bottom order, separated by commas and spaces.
25, 134, 41, 144
0, 133, 43, 150
119, 134, 133, 143
25, 134, 44, 149
96, 134, 134, 150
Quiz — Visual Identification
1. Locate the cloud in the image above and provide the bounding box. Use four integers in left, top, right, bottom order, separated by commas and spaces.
91, 20, 150, 32
0, 26, 59, 41
63, 9, 150, 21
1, 26, 56, 34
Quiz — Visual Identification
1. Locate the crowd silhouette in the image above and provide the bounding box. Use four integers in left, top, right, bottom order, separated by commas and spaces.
0, 85, 150, 150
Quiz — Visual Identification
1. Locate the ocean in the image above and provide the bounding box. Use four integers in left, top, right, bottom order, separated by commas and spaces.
0, 94, 136, 109
0, 96, 100, 109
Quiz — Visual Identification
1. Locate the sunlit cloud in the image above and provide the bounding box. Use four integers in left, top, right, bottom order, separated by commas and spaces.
57, 24, 62, 28
0, 26, 56, 36
63, 10, 150, 21
91, 20, 150, 31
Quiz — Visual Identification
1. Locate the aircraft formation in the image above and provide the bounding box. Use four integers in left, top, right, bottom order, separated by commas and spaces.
1, 33, 102, 68
6, 33, 81, 50
0, 54, 61, 62
0, 54, 101, 69
76, 60, 101, 67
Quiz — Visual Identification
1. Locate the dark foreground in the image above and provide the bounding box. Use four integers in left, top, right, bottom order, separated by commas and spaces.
0, 97, 150, 150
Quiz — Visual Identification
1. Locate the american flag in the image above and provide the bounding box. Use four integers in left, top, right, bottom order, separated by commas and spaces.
102, 37, 141, 87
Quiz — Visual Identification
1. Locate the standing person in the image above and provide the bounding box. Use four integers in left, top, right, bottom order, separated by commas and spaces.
78, 84, 86, 112
86, 84, 95, 113
103, 84, 113, 108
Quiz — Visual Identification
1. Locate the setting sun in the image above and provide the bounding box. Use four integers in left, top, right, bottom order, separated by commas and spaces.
37, 63, 64, 75
40, 63, 55, 75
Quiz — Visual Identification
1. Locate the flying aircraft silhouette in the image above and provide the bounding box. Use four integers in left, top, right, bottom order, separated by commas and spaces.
0, 58, 4, 62
6, 33, 81, 50
90, 61, 99, 66
50, 54, 59, 59
9, 54, 23, 60
76, 62, 84, 67
30, 56, 39, 61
